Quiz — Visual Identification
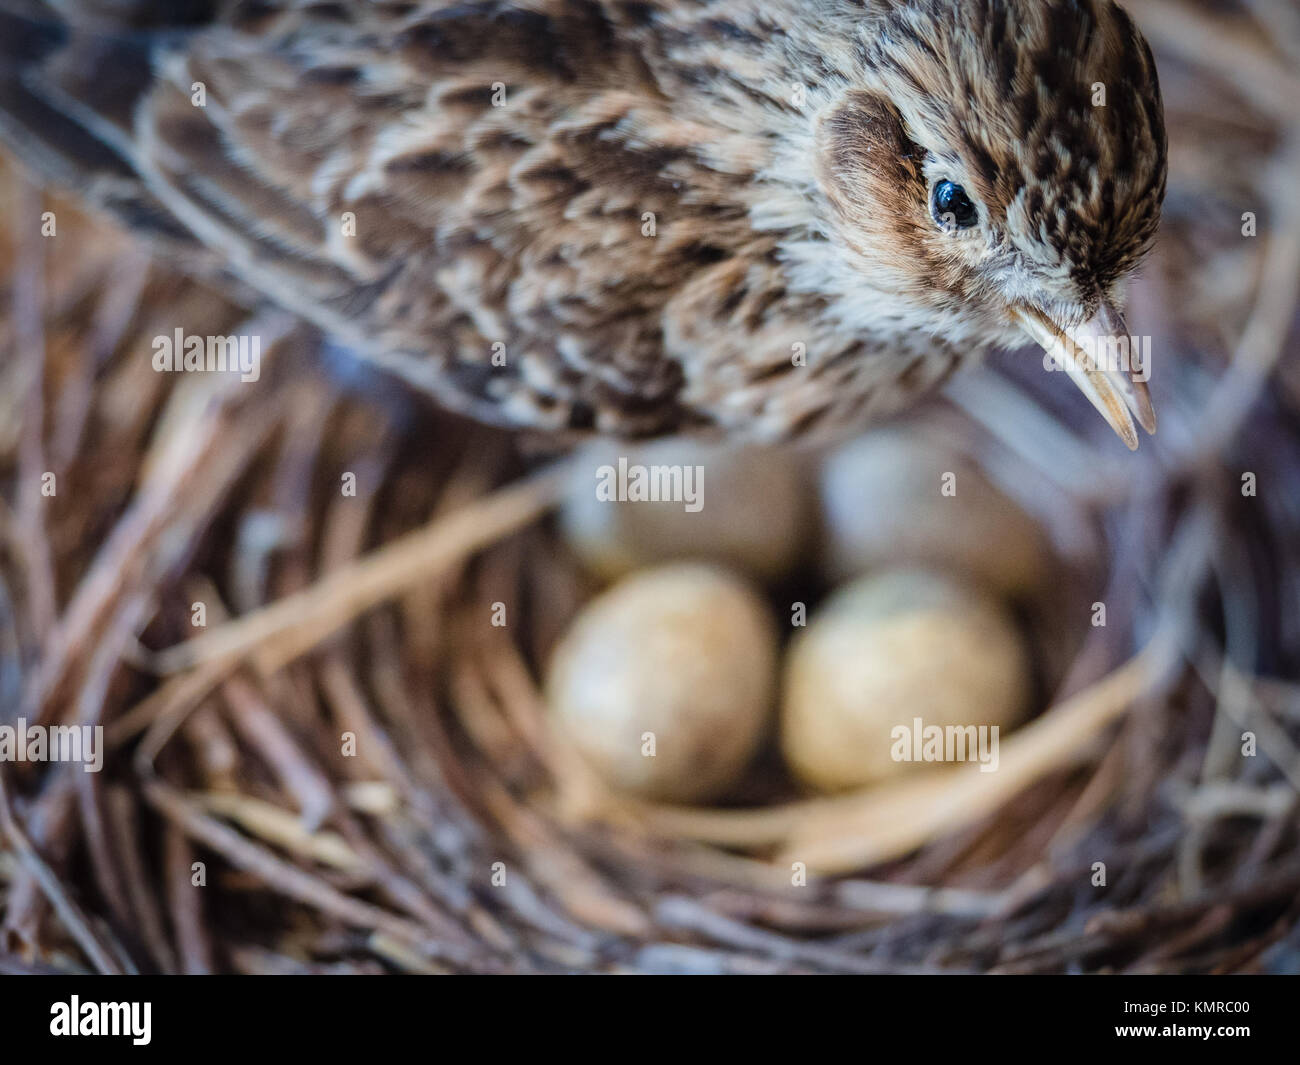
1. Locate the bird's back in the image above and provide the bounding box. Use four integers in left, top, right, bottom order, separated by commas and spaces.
3, 0, 900, 438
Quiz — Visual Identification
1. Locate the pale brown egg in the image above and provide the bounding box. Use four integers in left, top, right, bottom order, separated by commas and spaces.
818, 429, 1052, 597
547, 563, 778, 803
781, 569, 1031, 792
559, 439, 811, 584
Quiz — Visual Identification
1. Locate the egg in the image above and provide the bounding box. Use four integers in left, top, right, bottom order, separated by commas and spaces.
559, 438, 810, 583
547, 563, 778, 803
818, 429, 1052, 596
781, 569, 1031, 792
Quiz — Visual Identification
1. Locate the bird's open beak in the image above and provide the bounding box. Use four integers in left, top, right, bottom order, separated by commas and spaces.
1010, 301, 1155, 451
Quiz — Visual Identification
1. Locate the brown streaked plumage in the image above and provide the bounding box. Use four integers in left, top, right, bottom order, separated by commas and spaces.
0, 0, 1167, 445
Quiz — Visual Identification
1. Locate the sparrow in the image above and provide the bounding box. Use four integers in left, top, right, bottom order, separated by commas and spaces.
0, 0, 1167, 447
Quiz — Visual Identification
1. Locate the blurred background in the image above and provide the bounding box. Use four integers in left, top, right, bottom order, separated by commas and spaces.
1, 0, 1299, 974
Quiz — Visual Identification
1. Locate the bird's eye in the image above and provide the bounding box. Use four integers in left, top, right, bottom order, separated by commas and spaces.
932, 180, 978, 230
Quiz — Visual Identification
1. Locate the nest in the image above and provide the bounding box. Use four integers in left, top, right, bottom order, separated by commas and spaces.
2, 0, 1300, 974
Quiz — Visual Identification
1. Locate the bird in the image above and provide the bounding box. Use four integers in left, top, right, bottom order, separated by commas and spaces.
0, 0, 1167, 447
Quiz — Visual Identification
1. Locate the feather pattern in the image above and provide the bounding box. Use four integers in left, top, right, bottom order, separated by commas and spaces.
0, 0, 1167, 442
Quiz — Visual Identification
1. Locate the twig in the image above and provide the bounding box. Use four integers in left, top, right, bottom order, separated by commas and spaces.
151, 456, 578, 676
0, 765, 124, 974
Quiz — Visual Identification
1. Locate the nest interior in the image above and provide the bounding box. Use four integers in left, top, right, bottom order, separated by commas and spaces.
2, 0, 1300, 974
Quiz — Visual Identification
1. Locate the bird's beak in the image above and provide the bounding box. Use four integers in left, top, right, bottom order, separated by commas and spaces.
1010, 301, 1156, 451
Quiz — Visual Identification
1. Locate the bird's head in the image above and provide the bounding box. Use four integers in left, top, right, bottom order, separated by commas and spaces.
815, 0, 1167, 447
